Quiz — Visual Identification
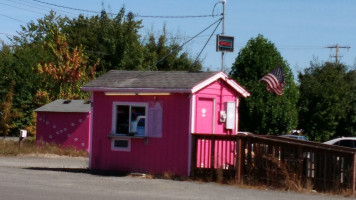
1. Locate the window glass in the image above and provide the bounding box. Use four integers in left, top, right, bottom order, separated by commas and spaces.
114, 104, 146, 136
116, 105, 130, 134
114, 139, 129, 148
339, 140, 352, 148
111, 139, 130, 151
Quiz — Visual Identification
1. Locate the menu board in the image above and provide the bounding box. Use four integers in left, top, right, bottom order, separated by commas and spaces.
147, 101, 162, 138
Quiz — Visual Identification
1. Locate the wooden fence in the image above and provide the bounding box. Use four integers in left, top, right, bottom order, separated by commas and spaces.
191, 133, 356, 193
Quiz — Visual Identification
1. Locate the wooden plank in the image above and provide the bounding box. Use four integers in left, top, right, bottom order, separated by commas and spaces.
352, 153, 356, 195
236, 137, 244, 184
190, 134, 197, 177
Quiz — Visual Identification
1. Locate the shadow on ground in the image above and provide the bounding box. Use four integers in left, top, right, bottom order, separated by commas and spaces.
25, 167, 129, 177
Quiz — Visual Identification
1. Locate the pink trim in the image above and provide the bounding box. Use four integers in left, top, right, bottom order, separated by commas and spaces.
235, 98, 239, 134
188, 94, 196, 176
190, 94, 196, 133
89, 92, 94, 169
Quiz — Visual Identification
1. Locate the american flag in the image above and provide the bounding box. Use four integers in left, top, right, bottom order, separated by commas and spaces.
260, 67, 285, 96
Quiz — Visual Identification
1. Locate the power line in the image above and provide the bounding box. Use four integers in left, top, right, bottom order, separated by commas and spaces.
32, 0, 218, 18
0, 13, 26, 23
135, 14, 218, 18
12, 0, 77, 17
192, 18, 222, 66
326, 44, 351, 64
0, 2, 46, 15
150, 18, 223, 69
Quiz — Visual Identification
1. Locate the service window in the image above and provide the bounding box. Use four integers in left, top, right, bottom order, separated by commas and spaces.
113, 103, 147, 136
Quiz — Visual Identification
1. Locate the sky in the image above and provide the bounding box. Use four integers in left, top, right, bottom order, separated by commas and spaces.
1, 0, 355, 78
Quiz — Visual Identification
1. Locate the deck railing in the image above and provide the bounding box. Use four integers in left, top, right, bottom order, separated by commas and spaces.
191, 133, 356, 193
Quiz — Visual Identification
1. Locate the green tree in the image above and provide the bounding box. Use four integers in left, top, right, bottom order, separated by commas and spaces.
229, 35, 299, 135
0, 42, 46, 136
143, 26, 201, 71
298, 61, 354, 141
0, 81, 15, 137
36, 30, 97, 104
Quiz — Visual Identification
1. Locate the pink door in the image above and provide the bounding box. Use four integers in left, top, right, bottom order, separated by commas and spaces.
195, 98, 215, 134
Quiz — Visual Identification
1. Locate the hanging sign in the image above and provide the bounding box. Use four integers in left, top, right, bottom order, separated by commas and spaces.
216, 35, 234, 52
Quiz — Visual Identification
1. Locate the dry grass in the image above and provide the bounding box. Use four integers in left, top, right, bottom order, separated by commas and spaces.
0, 138, 88, 157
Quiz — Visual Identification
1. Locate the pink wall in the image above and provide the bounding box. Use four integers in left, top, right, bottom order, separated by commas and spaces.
36, 112, 90, 151
194, 80, 239, 135
90, 78, 244, 175
194, 79, 240, 169
90, 92, 191, 176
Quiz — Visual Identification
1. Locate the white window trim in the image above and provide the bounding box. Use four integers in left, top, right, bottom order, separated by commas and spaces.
111, 102, 148, 136
111, 138, 131, 151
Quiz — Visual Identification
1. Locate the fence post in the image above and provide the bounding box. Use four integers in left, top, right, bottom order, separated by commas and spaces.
352, 153, 356, 195
210, 135, 216, 180
236, 137, 244, 184
190, 134, 197, 177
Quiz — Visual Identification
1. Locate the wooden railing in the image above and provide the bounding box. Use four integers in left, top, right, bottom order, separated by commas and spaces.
191, 133, 356, 193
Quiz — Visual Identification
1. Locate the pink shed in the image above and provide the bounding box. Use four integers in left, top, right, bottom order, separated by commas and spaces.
35, 100, 91, 152
82, 70, 249, 176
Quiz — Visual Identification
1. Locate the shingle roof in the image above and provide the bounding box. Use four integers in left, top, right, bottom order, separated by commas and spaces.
82, 70, 220, 91
34, 99, 90, 113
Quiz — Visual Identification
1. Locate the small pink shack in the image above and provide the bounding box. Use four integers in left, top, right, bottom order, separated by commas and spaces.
82, 70, 249, 176
35, 99, 91, 151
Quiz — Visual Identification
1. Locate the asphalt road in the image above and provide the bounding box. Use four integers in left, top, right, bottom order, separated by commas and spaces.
0, 155, 353, 200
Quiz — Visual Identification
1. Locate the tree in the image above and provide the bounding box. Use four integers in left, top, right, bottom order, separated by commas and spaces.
0, 42, 45, 136
36, 30, 97, 104
0, 8, 202, 136
0, 81, 15, 137
229, 35, 299, 135
298, 61, 354, 141
143, 26, 201, 71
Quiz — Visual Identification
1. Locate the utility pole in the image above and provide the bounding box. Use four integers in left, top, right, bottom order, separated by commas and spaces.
326, 44, 350, 64
221, 0, 226, 72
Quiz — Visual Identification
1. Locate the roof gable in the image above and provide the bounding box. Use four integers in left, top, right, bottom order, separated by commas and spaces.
34, 99, 90, 113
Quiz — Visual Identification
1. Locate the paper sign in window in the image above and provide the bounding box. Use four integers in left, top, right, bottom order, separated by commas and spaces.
148, 102, 162, 138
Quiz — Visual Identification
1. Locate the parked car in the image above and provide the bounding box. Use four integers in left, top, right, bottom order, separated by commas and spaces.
279, 134, 309, 141
323, 137, 356, 149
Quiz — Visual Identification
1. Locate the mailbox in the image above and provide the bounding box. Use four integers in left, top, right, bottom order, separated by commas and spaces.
20, 129, 27, 138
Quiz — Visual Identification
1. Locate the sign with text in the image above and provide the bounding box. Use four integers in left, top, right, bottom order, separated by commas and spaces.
216, 35, 234, 52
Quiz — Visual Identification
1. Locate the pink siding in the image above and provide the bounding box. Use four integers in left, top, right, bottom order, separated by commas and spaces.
195, 139, 235, 169
194, 79, 240, 170
90, 92, 190, 176
36, 112, 90, 151
194, 79, 239, 135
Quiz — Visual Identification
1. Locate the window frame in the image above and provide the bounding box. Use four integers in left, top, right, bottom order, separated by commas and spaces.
111, 138, 131, 151
112, 102, 148, 137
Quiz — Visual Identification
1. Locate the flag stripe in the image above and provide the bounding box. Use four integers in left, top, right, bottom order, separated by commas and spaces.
260, 67, 285, 96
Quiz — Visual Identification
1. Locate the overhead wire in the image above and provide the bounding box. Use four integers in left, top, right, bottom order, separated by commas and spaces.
0, 13, 27, 23
32, 0, 219, 18
12, 0, 77, 17
192, 18, 222, 66
0, 2, 46, 15
150, 17, 223, 69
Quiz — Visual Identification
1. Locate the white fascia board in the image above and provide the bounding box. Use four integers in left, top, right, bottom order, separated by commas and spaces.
191, 72, 250, 98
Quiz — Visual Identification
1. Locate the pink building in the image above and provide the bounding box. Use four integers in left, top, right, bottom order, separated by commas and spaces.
35, 99, 91, 152
82, 70, 249, 176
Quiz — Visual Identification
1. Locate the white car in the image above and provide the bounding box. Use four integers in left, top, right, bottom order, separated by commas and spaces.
323, 137, 356, 149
